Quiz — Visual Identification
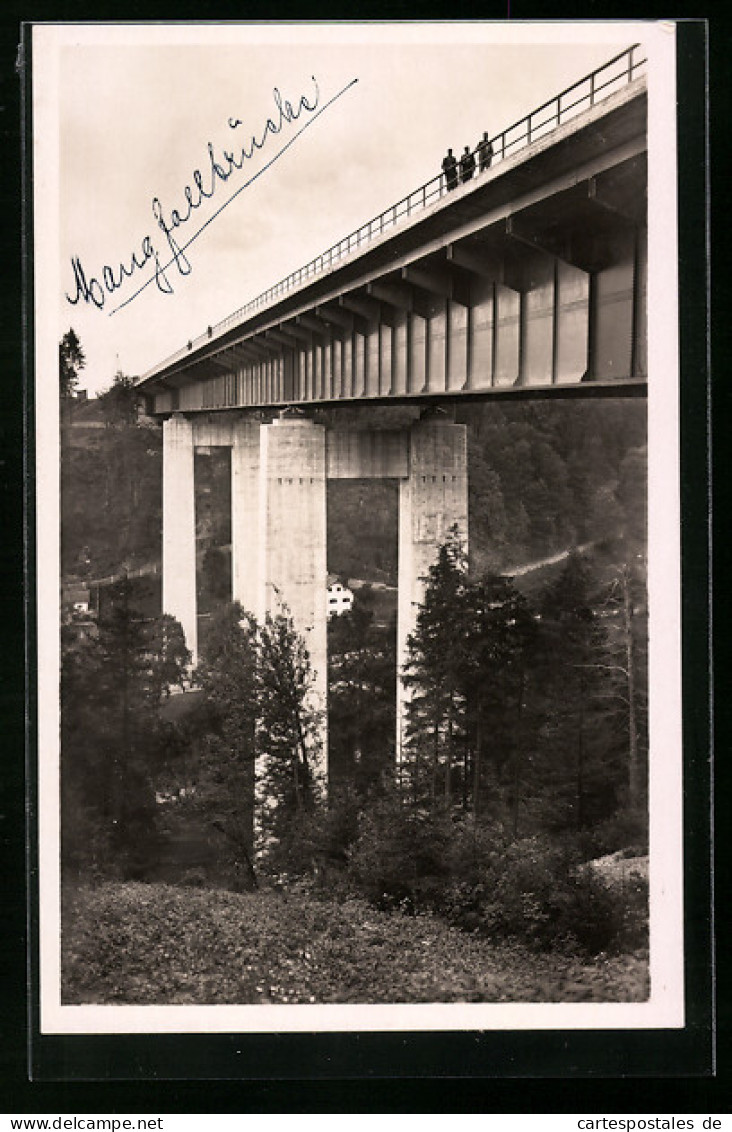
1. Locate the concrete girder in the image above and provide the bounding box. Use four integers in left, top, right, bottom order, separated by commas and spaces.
276, 321, 315, 346
401, 263, 471, 307
315, 302, 357, 334
445, 234, 528, 294
246, 334, 280, 357
446, 242, 508, 285
367, 279, 433, 321
197, 353, 233, 372
339, 290, 383, 327
586, 175, 642, 226
185, 358, 231, 381
327, 429, 409, 479
264, 328, 296, 350
504, 217, 562, 292
163, 364, 206, 387
296, 312, 333, 339
505, 178, 642, 274
587, 153, 647, 225
227, 344, 259, 366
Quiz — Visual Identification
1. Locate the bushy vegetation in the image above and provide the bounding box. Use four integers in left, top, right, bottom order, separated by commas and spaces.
61, 581, 189, 881
61, 368, 163, 578
341, 798, 646, 955
62, 882, 648, 1005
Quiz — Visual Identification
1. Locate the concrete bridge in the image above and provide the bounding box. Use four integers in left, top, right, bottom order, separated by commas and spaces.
136, 46, 648, 779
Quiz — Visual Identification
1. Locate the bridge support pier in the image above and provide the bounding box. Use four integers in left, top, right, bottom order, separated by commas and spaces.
396, 417, 469, 764
162, 413, 198, 666
231, 416, 262, 619
259, 416, 329, 783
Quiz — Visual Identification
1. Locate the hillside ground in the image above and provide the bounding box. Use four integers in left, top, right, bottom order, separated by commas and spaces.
62, 881, 649, 1006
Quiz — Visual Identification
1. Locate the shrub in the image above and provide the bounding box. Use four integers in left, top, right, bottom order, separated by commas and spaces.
180, 867, 208, 888
442, 832, 647, 955
258, 787, 363, 886
590, 805, 649, 858
347, 795, 454, 911
348, 805, 647, 955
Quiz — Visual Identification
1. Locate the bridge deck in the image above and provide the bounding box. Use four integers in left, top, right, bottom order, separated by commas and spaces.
137, 48, 647, 414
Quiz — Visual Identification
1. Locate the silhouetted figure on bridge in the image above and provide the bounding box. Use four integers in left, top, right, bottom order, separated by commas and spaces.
442, 148, 458, 191
477, 132, 494, 171
460, 146, 476, 183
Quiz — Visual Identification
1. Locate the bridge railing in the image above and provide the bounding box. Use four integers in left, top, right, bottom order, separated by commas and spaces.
144, 44, 646, 378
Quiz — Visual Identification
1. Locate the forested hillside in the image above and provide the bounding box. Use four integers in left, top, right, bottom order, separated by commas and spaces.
461, 399, 646, 575
61, 376, 162, 578
62, 393, 646, 591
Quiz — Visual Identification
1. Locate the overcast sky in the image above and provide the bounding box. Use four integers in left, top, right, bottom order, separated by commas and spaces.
45, 23, 650, 395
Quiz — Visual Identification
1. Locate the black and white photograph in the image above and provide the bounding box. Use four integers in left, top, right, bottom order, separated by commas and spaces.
32, 21, 685, 1038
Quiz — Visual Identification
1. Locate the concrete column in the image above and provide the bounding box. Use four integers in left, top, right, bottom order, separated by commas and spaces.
260, 416, 328, 782
231, 416, 262, 620
396, 417, 469, 763
162, 413, 197, 665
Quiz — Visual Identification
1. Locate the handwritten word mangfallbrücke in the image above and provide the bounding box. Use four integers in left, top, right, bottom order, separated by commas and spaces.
65, 77, 356, 315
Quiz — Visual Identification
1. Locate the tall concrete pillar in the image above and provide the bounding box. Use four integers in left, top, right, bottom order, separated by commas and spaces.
231, 416, 262, 621
162, 413, 198, 665
396, 417, 469, 762
260, 416, 328, 781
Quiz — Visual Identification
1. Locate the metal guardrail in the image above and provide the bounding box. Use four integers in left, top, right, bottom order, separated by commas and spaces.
144, 44, 646, 379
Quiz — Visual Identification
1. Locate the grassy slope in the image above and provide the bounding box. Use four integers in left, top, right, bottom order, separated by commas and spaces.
62, 883, 648, 1006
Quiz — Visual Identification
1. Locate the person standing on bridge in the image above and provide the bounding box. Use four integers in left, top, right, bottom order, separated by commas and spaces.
442, 147, 458, 191
477, 131, 494, 171
460, 145, 476, 183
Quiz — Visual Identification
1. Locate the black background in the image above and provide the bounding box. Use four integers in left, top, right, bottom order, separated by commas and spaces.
1, 5, 723, 1113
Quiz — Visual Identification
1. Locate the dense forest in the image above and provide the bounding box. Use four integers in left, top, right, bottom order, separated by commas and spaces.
60, 334, 649, 967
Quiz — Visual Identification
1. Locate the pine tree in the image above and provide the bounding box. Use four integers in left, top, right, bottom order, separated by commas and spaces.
60, 582, 189, 879
402, 530, 469, 808
59, 328, 85, 402
596, 562, 648, 816
256, 606, 324, 864
533, 552, 620, 834
461, 574, 537, 830
193, 602, 259, 889
328, 593, 396, 795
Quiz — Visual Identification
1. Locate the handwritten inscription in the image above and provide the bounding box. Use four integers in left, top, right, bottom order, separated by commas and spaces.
65, 77, 353, 314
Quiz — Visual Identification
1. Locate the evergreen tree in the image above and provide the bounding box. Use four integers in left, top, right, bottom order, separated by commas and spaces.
328, 593, 396, 795
192, 602, 259, 889
61, 621, 111, 877
596, 562, 648, 817
532, 552, 619, 834
60, 582, 188, 879
59, 328, 86, 402
98, 371, 139, 428
461, 574, 537, 831
402, 530, 538, 823
256, 606, 324, 864
403, 530, 469, 807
